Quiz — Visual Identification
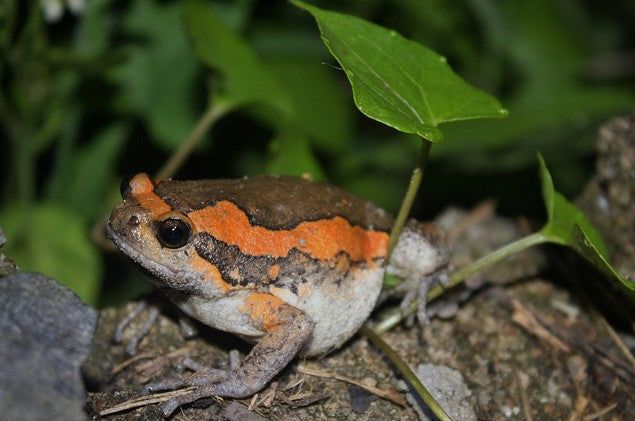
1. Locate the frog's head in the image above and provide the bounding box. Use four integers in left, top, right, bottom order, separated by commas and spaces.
107, 173, 228, 296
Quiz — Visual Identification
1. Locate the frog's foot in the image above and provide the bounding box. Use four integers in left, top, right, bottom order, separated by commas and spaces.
113, 300, 197, 356
399, 270, 450, 326
113, 301, 160, 356
146, 367, 228, 392
149, 350, 240, 388
156, 372, 255, 417
386, 218, 451, 327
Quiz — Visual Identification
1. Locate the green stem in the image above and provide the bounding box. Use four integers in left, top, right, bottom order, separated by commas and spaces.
448, 231, 546, 285
374, 231, 547, 335
360, 325, 452, 421
155, 101, 232, 180
386, 140, 432, 260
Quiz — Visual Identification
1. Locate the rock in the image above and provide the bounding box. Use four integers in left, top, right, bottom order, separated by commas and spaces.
404, 364, 476, 421
577, 114, 635, 277
0, 273, 98, 421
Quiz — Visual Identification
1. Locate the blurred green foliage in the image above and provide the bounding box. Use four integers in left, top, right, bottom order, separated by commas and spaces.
1, 0, 633, 305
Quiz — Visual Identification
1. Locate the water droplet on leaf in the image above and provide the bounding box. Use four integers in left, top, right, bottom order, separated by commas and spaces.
438, 56, 447, 63
498, 108, 509, 117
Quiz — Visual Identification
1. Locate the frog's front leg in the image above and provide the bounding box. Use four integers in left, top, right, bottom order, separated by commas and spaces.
152, 292, 314, 417
386, 219, 450, 324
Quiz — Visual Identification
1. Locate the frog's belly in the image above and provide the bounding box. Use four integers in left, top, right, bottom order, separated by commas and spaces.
270, 265, 384, 357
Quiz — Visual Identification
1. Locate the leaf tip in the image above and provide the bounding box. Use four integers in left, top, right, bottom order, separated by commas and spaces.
536, 152, 546, 168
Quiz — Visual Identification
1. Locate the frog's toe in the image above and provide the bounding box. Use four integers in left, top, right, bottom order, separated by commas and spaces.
147, 368, 227, 392
158, 384, 221, 417
398, 286, 418, 327
146, 376, 189, 393
398, 270, 451, 327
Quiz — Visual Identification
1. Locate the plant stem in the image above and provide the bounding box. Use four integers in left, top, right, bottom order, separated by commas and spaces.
374, 231, 547, 335
386, 140, 432, 260
360, 325, 452, 421
448, 231, 546, 285
155, 101, 232, 180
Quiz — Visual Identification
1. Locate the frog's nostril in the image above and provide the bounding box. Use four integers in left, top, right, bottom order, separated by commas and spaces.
128, 215, 140, 227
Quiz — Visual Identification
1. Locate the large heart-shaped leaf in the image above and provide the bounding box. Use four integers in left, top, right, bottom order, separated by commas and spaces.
292, 0, 506, 142
538, 155, 634, 300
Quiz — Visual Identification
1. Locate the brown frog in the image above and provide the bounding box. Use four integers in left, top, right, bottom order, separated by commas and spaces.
107, 173, 448, 415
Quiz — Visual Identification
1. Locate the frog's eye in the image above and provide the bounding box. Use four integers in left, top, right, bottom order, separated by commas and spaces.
157, 217, 191, 248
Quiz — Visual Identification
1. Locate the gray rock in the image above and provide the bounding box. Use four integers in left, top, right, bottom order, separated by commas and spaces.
402, 363, 476, 421
0, 273, 98, 421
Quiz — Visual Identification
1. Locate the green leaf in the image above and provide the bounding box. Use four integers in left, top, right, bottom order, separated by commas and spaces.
110, 0, 199, 150
184, 0, 291, 114
47, 124, 127, 220
1, 204, 102, 305
291, 0, 506, 142
266, 129, 325, 180
538, 155, 634, 299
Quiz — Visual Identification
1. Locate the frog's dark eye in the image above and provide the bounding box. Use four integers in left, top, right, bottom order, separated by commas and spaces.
157, 218, 191, 248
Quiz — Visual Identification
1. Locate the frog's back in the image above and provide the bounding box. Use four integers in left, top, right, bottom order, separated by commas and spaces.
156, 175, 393, 232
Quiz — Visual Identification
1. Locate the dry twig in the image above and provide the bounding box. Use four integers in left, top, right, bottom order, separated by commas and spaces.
511, 298, 572, 353
99, 387, 196, 416
297, 365, 406, 406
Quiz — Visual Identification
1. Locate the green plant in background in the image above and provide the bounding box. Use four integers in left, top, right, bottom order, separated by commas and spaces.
1, 1, 633, 307
1, 0, 633, 417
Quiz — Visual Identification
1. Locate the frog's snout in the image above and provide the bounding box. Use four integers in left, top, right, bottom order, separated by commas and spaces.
107, 201, 151, 245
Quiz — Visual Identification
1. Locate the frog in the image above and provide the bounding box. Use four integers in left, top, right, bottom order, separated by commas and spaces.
107, 172, 449, 416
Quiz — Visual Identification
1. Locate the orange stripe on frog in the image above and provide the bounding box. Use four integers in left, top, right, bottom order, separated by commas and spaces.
188, 200, 389, 264
189, 253, 231, 293
129, 173, 171, 218
241, 293, 287, 331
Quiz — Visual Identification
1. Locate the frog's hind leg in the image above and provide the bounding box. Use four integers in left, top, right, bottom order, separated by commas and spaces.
150, 293, 314, 417
386, 219, 450, 325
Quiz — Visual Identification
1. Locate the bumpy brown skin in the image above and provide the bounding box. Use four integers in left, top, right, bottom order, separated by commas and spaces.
108, 173, 448, 416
